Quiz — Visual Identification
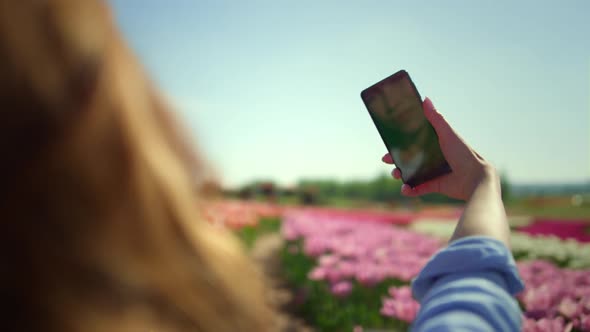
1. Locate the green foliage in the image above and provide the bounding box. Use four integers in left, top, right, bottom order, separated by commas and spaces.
235, 217, 281, 249
500, 171, 512, 202
298, 173, 404, 204
419, 193, 461, 204
231, 170, 517, 207
507, 200, 590, 219
281, 241, 409, 332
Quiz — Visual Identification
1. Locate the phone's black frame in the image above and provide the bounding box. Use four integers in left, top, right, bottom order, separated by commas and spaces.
360, 69, 451, 187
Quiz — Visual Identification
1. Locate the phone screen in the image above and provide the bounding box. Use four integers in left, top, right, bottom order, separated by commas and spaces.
361, 70, 451, 187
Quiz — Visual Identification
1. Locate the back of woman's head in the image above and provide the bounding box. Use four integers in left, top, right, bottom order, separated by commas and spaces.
0, 1, 273, 331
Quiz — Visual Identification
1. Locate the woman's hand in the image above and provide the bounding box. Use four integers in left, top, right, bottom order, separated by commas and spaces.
382, 97, 497, 201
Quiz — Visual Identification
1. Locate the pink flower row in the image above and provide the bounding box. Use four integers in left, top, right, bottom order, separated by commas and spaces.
282, 210, 442, 286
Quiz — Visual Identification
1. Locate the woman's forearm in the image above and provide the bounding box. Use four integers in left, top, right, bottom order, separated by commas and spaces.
450, 167, 511, 248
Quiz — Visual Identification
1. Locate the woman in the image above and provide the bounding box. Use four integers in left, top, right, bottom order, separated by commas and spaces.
1, 1, 523, 331
0, 1, 274, 331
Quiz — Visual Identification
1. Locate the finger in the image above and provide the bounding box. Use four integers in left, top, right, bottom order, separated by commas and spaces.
474, 150, 487, 162
400, 184, 415, 196
391, 167, 402, 179
401, 179, 441, 197
381, 153, 395, 164
423, 97, 452, 140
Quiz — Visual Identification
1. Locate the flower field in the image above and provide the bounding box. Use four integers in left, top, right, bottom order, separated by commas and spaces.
203, 200, 590, 331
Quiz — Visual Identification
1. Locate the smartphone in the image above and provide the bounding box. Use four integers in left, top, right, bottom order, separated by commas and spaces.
360, 70, 451, 187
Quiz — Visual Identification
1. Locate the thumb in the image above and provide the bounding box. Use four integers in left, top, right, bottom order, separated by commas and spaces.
423, 97, 451, 140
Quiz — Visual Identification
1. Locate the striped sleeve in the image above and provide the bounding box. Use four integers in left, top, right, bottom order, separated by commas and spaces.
410, 236, 525, 332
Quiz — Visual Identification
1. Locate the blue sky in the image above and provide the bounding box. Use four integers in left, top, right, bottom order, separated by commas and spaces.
110, 0, 589, 188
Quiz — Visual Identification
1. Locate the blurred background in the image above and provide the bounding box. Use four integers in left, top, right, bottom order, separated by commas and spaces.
110, 0, 589, 214
112, 0, 590, 204
107, 2, 590, 330
111, 0, 590, 195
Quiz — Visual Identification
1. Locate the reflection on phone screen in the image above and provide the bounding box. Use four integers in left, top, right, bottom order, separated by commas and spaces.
362, 71, 450, 187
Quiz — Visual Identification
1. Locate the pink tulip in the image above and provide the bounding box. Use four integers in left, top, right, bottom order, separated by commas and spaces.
331, 281, 353, 298
282, 226, 299, 241
380, 305, 396, 317
522, 286, 556, 311
523, 317, 567, 332
308, 267, 327, 281
381, 286, 421, 322
394, 299, 420, 323
303, 238, 328, 257
321, 254, 340, 266
336, 261, 356, 278
380, 297, 420, 323
326, 268, 344, 284
574, 286, 590, 299
389, 285, 413, 300
356, 268, 379, 287
558, 297, 580, 319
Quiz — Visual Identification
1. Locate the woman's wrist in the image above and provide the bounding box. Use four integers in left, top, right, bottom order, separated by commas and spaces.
454, 163, 510, 247
466, 164, 500, 200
